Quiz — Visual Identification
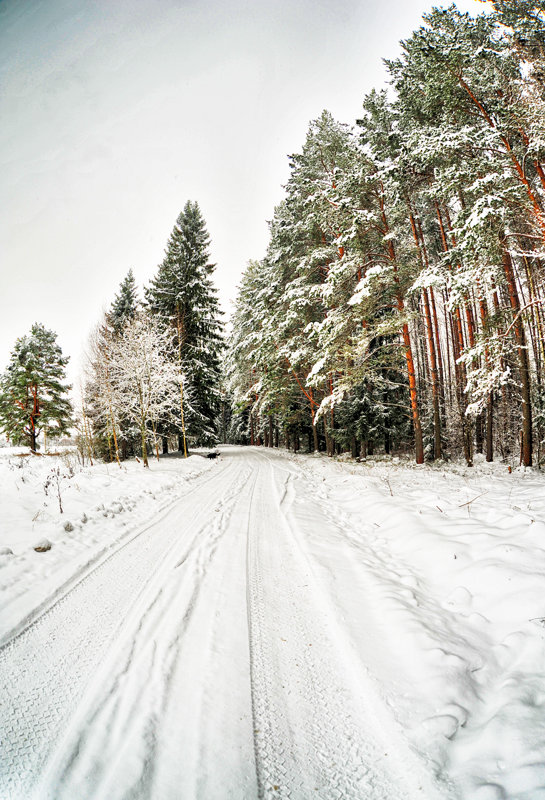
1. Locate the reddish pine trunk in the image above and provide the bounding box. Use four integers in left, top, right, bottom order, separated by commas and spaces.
478, 293, 494, 463
423, 289, 442, 459
381, 197, 423, 464
401, 318, 424, 464
437, 203, 473, 466
408, 208, 442, 459
429, 287, 446, 409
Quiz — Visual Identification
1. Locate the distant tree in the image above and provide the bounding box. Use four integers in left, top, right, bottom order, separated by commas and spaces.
84, 316, 122, 464
84, 272, 141, 465
146, 201, 223, 448
110, 269, 139, 333
0, 323, 72, 451
107, 310, 190, 468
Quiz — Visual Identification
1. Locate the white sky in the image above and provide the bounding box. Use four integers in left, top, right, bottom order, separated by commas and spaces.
0, 0, 487, 387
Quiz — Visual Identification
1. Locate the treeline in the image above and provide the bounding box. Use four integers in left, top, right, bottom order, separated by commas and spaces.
227, 1, 545, 467
81, 201, 223, 466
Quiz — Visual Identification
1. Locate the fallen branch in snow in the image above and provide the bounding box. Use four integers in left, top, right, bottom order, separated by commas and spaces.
381, 475, 393, 496
458, 491, 487, 508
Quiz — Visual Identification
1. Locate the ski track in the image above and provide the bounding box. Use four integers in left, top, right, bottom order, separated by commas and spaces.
1, 447, 449, 799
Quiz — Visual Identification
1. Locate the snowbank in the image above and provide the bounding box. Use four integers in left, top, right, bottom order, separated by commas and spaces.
0, 448, 215, 644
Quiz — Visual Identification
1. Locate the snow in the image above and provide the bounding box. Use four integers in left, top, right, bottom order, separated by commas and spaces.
1, 446, 545, 799
0, 447, 215, 644
283, 449, 545, 800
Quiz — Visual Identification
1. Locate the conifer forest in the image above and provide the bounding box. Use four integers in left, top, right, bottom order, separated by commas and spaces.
227, 1, 545, 469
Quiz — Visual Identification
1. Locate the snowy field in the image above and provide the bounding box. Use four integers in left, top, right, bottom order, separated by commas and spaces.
0, 446, 544, 799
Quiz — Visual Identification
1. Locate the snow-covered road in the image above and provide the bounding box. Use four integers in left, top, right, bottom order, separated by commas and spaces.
0, 447, 448, 800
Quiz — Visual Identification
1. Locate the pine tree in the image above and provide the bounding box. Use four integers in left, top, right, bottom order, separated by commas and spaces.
147, 201, 223, 447
0, 324, 73, 451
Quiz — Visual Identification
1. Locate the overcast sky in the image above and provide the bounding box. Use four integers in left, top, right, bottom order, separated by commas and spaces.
0, 0, 487, 387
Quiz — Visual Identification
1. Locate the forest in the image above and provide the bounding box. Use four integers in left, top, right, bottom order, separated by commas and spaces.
228, 0, 545, 467
2, 1, 545, 470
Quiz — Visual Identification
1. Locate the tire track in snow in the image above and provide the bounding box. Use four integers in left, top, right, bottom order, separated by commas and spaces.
34, 458, 253, 800
255, 448, 460, 799
246, 464, 297, 800
246, 450, 431, 800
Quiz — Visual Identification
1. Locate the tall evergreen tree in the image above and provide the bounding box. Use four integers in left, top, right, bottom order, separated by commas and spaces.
146, 201, 223, 446
110, 269, 139, 333
0, 324, 72, 451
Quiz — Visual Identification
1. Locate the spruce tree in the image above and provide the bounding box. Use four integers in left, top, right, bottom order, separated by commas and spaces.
146, 201, 223, 446
0, 324, 73, 451
110, 269, 139, 333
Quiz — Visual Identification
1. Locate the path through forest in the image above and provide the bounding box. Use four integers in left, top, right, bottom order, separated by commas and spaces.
1, 447, 459, 799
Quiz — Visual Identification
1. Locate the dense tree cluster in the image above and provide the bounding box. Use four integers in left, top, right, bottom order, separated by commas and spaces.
82, 202, 223, 465
227, 2, 545, 467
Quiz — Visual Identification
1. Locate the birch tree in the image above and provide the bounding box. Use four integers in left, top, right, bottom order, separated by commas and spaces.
108, 311, 189, 468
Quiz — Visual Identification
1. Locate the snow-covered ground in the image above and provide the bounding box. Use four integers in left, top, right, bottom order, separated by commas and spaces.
284, 450, 545, 800
0, 447, 215, 644
1, 445, 545, 799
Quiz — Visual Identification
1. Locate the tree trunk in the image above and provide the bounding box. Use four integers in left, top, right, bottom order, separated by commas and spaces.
312, 423, 319, 453
486, 393, 494, 463
502, 247, 533, 466
141, 423, 149, 468
437, 205, 472, 466
177, 309, 188, 458
384, 227, 424, 463
409, 210, 442, 460
423, 288, 442, 459
401, 321, 424, 464
324, 421, 333, 457
475, 413, 483, 455
429, 287, 446, 412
